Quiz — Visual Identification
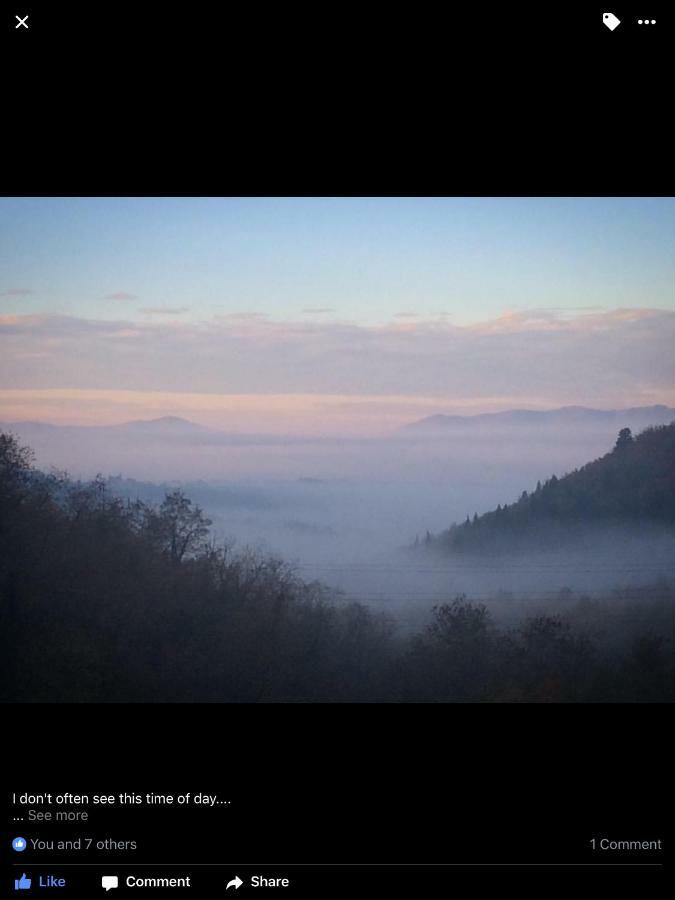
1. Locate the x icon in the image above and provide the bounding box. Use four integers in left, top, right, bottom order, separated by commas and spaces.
15, 15, 29, 28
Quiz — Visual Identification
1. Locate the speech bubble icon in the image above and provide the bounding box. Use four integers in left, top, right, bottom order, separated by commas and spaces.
102, 876, 119, 891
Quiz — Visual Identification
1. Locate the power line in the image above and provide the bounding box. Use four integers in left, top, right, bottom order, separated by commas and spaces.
293, 564, 675, 574
332, 593, 675, 603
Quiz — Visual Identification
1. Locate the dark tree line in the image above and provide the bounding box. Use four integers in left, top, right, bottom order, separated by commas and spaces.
0, 432, 394, 701
430, 424, 675, 553
1, 431, 674, 702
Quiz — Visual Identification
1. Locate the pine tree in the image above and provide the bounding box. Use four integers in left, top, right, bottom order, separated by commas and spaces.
614, 427, 633, 452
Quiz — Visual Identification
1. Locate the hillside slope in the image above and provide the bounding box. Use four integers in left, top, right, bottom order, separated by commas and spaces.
404, 405, 675, 432
432, 424, 675, 553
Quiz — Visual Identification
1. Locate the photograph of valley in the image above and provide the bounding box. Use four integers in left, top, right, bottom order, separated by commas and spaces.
2, 196, 674, 702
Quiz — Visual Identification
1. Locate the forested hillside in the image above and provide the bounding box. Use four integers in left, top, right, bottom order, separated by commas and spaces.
431, 424, 675, 553
0, 431, 394, 701
1, 430, 674, 702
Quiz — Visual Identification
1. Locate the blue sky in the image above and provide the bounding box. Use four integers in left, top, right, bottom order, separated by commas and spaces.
1, 197, 674, 431
2, 197, 675, 325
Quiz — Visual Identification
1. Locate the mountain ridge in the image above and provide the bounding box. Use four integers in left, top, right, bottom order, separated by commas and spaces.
0, 415, 211, 433
403, 404, 675, 431
428, 422, 675, 554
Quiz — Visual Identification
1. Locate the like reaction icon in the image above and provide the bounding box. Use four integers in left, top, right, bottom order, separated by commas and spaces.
14, 873, 32, 891
12, 837, 27, 852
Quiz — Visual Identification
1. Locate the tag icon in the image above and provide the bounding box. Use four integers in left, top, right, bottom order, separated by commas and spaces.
602, 12, 621, 31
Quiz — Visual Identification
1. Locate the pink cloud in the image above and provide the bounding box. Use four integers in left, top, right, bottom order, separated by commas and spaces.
215, 312, 267, 321
2, 308, 674, 419
1, 288, 33, 297
104, 291, 138, 301
466, 307, 667, 335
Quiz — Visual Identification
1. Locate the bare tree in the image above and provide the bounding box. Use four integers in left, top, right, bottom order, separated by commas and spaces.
144, 489, 212, 563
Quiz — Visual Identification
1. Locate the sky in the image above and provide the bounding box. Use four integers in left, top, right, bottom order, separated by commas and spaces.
1, 197, 675, 433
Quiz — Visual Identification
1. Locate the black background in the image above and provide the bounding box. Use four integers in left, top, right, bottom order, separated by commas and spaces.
1, 3, 671, 894
6, 704, 669, 893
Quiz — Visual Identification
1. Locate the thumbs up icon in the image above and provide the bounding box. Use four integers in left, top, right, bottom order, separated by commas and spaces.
14, 873, 32, 890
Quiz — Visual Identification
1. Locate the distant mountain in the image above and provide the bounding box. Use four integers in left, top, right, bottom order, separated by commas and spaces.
403, 405, 675, 432
427, 423, 675, 553
1, 416, 212, 436
108, 416, 211, 434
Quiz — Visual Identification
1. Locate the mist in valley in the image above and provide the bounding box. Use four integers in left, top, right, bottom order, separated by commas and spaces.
7, 412, 675, 634
3, 197, 675, 700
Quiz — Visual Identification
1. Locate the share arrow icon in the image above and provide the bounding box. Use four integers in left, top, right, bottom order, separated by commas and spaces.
226, 875, 244, 890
